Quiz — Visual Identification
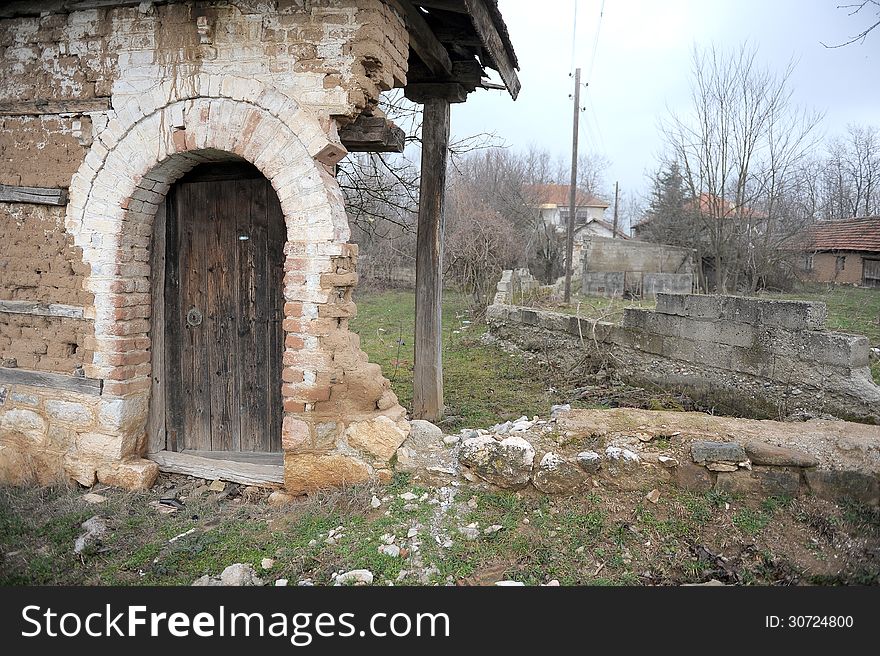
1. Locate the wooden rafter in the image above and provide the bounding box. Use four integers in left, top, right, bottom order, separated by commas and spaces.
462, 0, 520, 99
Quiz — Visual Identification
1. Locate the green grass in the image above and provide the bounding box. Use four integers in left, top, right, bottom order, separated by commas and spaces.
350, 289, 566, 427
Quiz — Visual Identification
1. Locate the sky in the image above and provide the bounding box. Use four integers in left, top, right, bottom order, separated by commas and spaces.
450, 0, 880, 204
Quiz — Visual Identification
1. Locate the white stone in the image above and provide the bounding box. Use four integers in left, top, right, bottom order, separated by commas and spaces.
261, 558, 275, 570
45, 400, 94, 427
378, 544, 401, 557
495, 580, 525, 586
334, 569, 373, 586
1, 408, 47, 438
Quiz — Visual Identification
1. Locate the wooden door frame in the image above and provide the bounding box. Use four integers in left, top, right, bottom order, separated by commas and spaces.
146, 173, 283, 486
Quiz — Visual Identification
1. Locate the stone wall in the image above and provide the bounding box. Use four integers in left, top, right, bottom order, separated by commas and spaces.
492, 268, 541, 305
486, 293, 880, 424
0, 0, 412, 491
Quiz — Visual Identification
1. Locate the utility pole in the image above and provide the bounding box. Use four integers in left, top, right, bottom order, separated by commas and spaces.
612, 181, 619, 238
563, 67, 581, 304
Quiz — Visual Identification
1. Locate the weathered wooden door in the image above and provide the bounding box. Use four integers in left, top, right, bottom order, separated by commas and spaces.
863, 258, 880, 288
165, 162, 284, 454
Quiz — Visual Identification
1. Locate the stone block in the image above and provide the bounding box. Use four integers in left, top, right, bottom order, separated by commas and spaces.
805, 469, 879, 506
284, 452, 373, 495
344, 415, 408, 461
97, 458, 159, 490
674, 462, 714, 493
691, 440, 747, 464
742, 440, 818, 468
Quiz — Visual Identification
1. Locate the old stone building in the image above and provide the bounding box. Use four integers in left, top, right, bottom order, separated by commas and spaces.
0, 1, 519, 492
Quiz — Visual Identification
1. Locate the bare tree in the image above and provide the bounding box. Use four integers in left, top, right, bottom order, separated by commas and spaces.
822, 1, 880, 48
661, 43, 823, 293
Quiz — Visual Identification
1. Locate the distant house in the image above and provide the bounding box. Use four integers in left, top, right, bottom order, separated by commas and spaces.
525, 183, 626, 239
799, 217, 880, 288
632, 193, 764, 240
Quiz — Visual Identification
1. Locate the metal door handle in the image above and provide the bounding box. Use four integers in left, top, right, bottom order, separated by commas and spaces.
186, 307, 203, 327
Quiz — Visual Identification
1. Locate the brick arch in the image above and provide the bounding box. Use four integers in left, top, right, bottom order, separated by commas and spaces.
64, 93, 408, 487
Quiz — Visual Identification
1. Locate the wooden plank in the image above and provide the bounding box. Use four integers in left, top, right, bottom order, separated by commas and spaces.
405, 82, 468, 104
412, 97, 450, 422
267, 180, 285, 453
179, 180, 212, 450
0, 184, 67, 206
0, 2, 144, 18
0, 300, 83, 319
182, 450, 283, 466
339, 115, 406, 153
164, 180, 183, 452
388, 0, 453, 76
0, 367, 102, 395
148, 450, 284, 486
0, 98, 111, 116
147, 199, 167, 454
462, 0, 521, 99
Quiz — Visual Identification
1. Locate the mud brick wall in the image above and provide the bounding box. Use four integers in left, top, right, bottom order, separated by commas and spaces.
0, 0, 412, 491
487, 293, 880, 424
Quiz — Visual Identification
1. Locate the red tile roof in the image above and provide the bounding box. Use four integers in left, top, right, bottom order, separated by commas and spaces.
805, 216, 880, 253
523, 183, 609, 208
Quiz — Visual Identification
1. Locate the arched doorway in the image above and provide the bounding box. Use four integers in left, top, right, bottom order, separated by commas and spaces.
155, 160, 284, 459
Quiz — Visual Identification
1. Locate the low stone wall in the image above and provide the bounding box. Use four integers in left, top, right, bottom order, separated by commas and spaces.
493, 268, 541, 305
486, 293, 880, 424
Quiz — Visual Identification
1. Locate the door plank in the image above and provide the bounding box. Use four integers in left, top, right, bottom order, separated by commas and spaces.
267, 180, 285, 452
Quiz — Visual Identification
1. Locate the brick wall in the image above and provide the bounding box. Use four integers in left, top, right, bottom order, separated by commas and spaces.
805, 251, 866, 286
0, 0, 412, 491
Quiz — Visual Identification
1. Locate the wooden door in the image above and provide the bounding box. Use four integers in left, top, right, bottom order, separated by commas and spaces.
165, 162, 284, 453
863, 258, 880, 288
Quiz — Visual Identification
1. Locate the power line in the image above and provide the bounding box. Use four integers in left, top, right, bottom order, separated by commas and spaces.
570, 0, 579, 73
585, 0, 606, 84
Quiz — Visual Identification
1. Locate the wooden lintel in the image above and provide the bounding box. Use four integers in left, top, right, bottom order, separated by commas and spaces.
148, 450, 284, 486
412, 97, 450, 422
0, 367, 102, 396
0, 300, 84, 319
0, 184, 68, 206
462, 0, 521, 100
0, 98, 111, 116
338, 115, 406, 153
389, 0, 453, 77
405, 82, 468, 104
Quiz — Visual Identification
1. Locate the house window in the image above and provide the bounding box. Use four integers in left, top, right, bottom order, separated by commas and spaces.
835, 255, 846, 273
802, 253, 814, 271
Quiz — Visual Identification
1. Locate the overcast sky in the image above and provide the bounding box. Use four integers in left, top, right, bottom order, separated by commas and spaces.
450, 0, 880, 204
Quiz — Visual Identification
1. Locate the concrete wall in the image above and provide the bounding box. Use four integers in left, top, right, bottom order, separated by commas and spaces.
493, 269, 541, 305
579, 236, 695, 298
486, 293, 880, 425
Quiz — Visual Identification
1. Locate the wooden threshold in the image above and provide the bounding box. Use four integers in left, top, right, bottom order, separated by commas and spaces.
148, 450, 284, 486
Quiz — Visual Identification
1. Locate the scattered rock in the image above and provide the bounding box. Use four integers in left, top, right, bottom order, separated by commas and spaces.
407, 527, 419, 538
636, 432, 653, 442
409, 419, 444, 444
690, 441, 746, 465
706, 462, 739, 472
220, 563, 264, 586
149, 500, 178, 514
399, 492, 418, 501
742, 440, 819, 468
645, 489, 660, 504
483, 524, 503, 535
298, 579, 314, 586
82, 493, 107, 504
378, 544, 401, 557
334, 569, 374, 586
550, 404, 571, 417
542, 579, 560, 586
261, 558, 275, 570
275, 579, 289, 587
74, 516, 108, 554
458, 435, 535, 489
268, 490, 295, 506
495, 580, 525, 586
192, 575, 219, 586
533, 452, 589, 494
443, 435, 461, 446
458, 526, 480, 541
576, 450, 602, 474
683, 579, 726, 586
657, 455, 679, 469
370, 495, 382, 509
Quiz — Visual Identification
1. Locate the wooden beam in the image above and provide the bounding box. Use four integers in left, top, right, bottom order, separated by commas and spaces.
389, 0, 453, 77
148, 450, 284, 486
405, 82, 468, 104
0, 300, 84, 319
338, 115, 406, 153
462, 0, 521, 99
412, 97, 450, 422
0, 98, 111, 116
0, 367, 102, 396
414, 0, 467, 13
0, 184, 67, 206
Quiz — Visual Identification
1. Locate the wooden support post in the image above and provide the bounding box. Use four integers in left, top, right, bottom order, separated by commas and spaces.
413, 97, 451, 422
